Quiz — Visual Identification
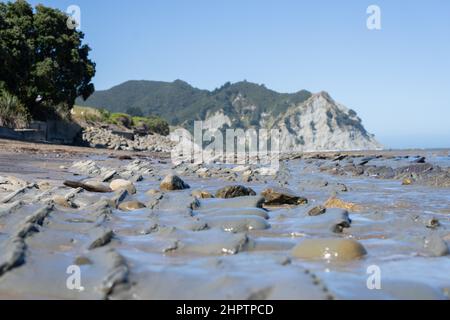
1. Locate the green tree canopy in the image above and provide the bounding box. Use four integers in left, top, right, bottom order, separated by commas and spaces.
0, 0, 95, 119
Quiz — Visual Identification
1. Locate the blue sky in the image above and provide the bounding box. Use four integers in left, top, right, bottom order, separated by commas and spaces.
29, 0, 450, 149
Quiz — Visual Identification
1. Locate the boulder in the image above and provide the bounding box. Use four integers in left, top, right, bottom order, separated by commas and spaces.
262, 187, 308, 206
109, 179, 136, 194
160, 174, 190, 191
215, 185, 256, 199
292, 238, 367, 261
191, 190, 214, 199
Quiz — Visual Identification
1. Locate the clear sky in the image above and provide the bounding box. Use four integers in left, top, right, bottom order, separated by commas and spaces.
29, 0, 450, 149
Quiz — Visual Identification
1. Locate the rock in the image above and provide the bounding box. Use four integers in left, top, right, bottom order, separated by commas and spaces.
204, 215, 270, 233
74, 256, 93, 265
232, 165, 250, 172
215, 185, 256, 199
402, 178, 414, 185
52, 195, 76, 208
324, 197, 361, 211
64, 180, 112, 193
37, 181, 52, 190
424, 234, 449, 257
0, 176, 29, 192
261, 187, 308, 206
198, 196, 266, 210
109, 179, 136, 194
256, 167, 278, 176
160, 174, 190, 191
191, 190, 214, 199
146, 189, 161, 195
118, 201, 146, 211
308, 205, 326, 216
426, 218, 440, 229
292, 238, 367, 261
413, 157, 426, 164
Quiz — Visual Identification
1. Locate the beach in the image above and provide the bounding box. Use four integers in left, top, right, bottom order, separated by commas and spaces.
0, 138, 449, 299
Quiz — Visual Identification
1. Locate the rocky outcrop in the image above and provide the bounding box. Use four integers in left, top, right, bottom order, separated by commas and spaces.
273, 92, 383, 152
81, 126, 174, 152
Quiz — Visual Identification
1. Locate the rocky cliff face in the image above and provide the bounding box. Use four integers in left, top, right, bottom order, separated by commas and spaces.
273, 92, 382, 152
203, 91, 382, 152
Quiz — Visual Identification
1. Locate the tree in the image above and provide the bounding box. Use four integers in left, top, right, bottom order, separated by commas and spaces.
0, 0, 96, 119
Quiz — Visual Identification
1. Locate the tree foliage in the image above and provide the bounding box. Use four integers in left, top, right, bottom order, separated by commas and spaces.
0, 0, 95, 120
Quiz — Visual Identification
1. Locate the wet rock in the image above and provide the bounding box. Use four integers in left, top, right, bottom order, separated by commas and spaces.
191, 190, 214, 199
402, 178, 414, 185
197, 207, 270, 219
308, 205, 327, 216
423, 234, 449, 257
0, 176, 29, 192
204, 215, 270, 233
74, 256, 93, 265
109, 179, 136, 194
0, 238, 27, 276
160, 174, 190, 191
52, 195, 77, 208
364, 166, 395, 179
262, 187, 308, 206
64, 180, 112, 193
413, 157, 426, 164
216, 185, 256, 199
324, 197, 361, 211
335, 183, 348, 192
37, 181, 52, 190
426, 218, 440, 229
395, 163, 434, 177
198, 196, 266, 210
118, 201, 146, 211
87, 228, 114, 250
146, 189, 161, 195
292, 238, 367, 261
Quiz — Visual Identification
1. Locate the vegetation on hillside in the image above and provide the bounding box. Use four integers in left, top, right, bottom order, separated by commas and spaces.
0, 0, 96, 124
76, 80, 312, 127
72, 106, 170, 136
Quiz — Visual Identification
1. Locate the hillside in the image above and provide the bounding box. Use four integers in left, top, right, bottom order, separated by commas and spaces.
76, 80, 312, 126
77, 80, 382, 151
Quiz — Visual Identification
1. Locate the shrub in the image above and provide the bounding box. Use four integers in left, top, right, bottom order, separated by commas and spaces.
71, 105, 110, 123
109, 113, 132, 128
0, 91, 30, 128
132, 116, 170, 136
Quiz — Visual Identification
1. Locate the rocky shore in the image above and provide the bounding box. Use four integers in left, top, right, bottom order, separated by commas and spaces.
0, 140, 449, 300
81, 126, 175, 153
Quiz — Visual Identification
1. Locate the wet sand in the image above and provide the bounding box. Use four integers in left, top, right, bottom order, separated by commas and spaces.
0, 138, 449, 300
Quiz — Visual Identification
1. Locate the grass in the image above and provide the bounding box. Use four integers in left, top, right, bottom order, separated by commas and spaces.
71, 105, 169, 135
0, 91, 30, 128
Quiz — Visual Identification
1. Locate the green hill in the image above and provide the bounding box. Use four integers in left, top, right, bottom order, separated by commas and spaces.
76, 80, 312, 127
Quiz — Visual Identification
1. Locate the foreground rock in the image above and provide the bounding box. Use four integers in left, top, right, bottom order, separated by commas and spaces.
63, 180, 112, 193
191, 190, 214, 199
109, 179, 136, 194
262, 187, 308, 206
215, 185, 256, 199
292, 238, 367, 261
308, 205, 327, 216
118, 201, 146, 211
160, 174, 190, 191
324, 197, 361, 211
